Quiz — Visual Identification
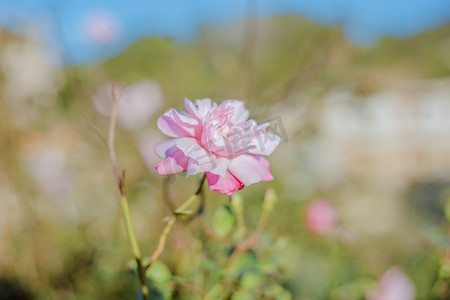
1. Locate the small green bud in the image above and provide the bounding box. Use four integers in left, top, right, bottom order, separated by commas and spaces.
231, 193, 244, 216
213, 205, 235, 237
263, 187, 277, 212
146, 260, 172, 283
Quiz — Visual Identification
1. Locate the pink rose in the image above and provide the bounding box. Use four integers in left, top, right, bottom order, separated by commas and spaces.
367, 267, 415, 300
304, 199, 337, 236
154, 98, 281, 195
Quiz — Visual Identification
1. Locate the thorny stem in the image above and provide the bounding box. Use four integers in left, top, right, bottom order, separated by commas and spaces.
107, 88, 149, 300
144, 174, 206, 271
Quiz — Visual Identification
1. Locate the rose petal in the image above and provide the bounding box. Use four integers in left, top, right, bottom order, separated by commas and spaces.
200, 121, 230, 156
195, 98, 218, 120
174, 137, 212, 165
206, 171, 244, 195
187, 157, 228, 177
221, 100, 249, 124
155, 149, 189, 175
248, 130, 281, 156
172, 137, 229, 177
228, 154, 273, 186
184, 98, 201, 120
154, 139, 177, 158
157, 108, 198, 138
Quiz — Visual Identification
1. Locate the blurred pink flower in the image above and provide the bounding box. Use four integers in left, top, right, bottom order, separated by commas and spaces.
155, 98, 280, 195
93, 80, 163, 130
304, 199, 337, 236
83, 11, 122, 44
367, 267, 415, 300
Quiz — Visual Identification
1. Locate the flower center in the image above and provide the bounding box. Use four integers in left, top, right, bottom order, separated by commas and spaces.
220, 123, 231, 135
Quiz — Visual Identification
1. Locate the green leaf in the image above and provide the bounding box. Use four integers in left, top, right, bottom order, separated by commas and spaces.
195, 258, 218, 272
146, 260, 172, 283
229, 252, 258, 279
264, 284, 291, 300
213, 205, 235, 237
240, 272, 264, 290
148, 284, 171, 300
230, 290, 255, 300
258, 259, 279, 275
145, 261, 173, 300
330, 278, 377, 300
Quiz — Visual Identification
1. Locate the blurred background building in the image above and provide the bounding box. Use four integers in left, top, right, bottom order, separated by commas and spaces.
317, 79, 450, 189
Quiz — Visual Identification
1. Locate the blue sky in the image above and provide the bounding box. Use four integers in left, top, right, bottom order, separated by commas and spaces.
1, 0, 449, 65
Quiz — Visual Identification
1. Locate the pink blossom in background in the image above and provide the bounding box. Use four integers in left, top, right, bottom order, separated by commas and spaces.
154, 98, 280, 195
366, 267, 416, 300
116, 80, 163, 130
304, 199, 337, 236
92, 80, 163, 130
83, 11, 122, 45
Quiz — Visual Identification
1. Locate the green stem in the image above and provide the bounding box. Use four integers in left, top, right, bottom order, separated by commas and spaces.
175, 194, 199, 214
107, 89, 149, 299
121, 194, 142, 259
145, 174, 206, 271
121, 194, 149, 299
